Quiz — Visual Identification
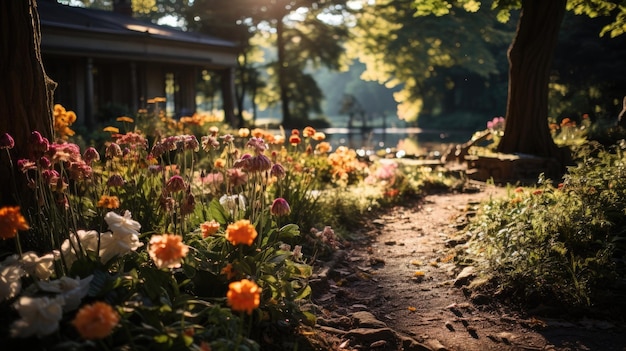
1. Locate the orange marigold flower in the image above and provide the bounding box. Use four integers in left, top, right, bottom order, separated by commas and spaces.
103, 126, 120, 134
288, 134, 301, 145
514, 187, 524, 193
72, 301, 119, 340
214, 158, 226, 169
302, 126, 316, 137
97, 195, 120, 209
0, 206, 29, 240
116, 116, 134, 123
312, 132, 326, 141
225, 219, 258, 246
315, 141, 332, 154
227, 279, 261, 314
251, 128, 265, 138
201, 220, 220, 238
148, 234, 189, 269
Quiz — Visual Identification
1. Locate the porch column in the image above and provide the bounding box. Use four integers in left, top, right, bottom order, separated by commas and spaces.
85, 57, 94, 127
220, 67, 237, 128
130, 61, 138, 113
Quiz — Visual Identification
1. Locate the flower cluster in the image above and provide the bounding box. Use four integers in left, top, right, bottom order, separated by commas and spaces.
53, 104, 77, 140
0, 110, 432, 349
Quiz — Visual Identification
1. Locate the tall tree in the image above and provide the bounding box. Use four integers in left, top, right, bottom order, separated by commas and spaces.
348, 0, 514, 122
0, 0, 56, 206
409, 0, 626, 172
188, 0, 350, 127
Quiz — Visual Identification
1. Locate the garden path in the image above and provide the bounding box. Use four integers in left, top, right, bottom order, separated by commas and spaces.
309, 184, 626, 351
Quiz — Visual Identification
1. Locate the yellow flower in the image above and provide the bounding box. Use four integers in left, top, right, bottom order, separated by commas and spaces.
72, 301, 119, 340
96, 195, 120, 209
225, 219, 257, 246
0, 206, 29, 240
227, 279, 261, 314
103, 126, 120, 134
148, 234, 189, 269
116, 116, 134, 123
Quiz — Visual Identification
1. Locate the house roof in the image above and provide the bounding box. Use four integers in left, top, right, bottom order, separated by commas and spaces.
39, 0, 239, 67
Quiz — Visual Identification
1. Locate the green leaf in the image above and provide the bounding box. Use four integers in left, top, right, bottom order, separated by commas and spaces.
209, 198, 228, 224
294, 285, 312, 300
301, 311, 317, 326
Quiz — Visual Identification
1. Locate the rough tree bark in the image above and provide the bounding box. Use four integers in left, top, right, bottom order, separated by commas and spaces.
497, 0, 571, 173
0, 0, 56, 206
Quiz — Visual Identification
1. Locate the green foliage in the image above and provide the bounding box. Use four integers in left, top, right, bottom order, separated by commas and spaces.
349, 0, 514, 122
464, 141, 626, 312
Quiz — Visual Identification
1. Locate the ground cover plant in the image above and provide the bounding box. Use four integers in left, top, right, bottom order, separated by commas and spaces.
0, 103, 458, 350
461, 120, 626, 317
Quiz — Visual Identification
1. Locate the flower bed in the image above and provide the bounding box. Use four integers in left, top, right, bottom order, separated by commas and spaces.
0, 105, 459, 350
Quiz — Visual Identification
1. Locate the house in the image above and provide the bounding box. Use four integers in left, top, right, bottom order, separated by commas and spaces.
38, 0, 240, 127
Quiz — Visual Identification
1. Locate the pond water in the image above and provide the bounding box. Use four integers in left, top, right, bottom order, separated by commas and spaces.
320, 127, 474, 158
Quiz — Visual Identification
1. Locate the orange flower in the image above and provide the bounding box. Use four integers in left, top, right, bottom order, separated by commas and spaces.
227, 279, 261, 314
302, 126, 316, 137
103, 126, 120, 134
225, 219, 258, 246
251, 128, 265, 138
532, 189, 543, 195
221, 263, 235, 280
312, 132, 326, 141
201, 220, 220, 238
0, 206, 29, 240
148, 234, 189, 269
116, 116, 134, 123
97, 195, 120, 209
214, 158, 226, 169
315, 142, 331, 154
288, 134, 301, 145
514, 187, 524, 193
72, 301, 119, 340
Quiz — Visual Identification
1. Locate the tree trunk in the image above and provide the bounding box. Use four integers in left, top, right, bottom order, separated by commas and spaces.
276, 18, 292, 127
497, 0, 570, 170
0, 0, 56, 206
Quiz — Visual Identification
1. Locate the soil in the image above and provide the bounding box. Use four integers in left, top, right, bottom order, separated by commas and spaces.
307, 182, 626, 351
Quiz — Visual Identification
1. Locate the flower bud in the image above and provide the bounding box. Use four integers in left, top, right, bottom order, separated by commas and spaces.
270, 198, 291, 217
0, 133, 14, 149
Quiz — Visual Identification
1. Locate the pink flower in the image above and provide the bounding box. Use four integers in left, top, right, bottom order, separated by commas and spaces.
0, 133, 14, 149
228, 168, 248, 187
246, 137, 267, 154
166, 175, 186, 193
270, 198, 291, 217
105, 143, 122, 158
107, 174, 125, 187
270, 163, 286, 179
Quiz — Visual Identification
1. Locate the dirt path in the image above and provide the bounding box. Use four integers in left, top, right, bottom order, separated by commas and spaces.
310, 185, 626, 351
